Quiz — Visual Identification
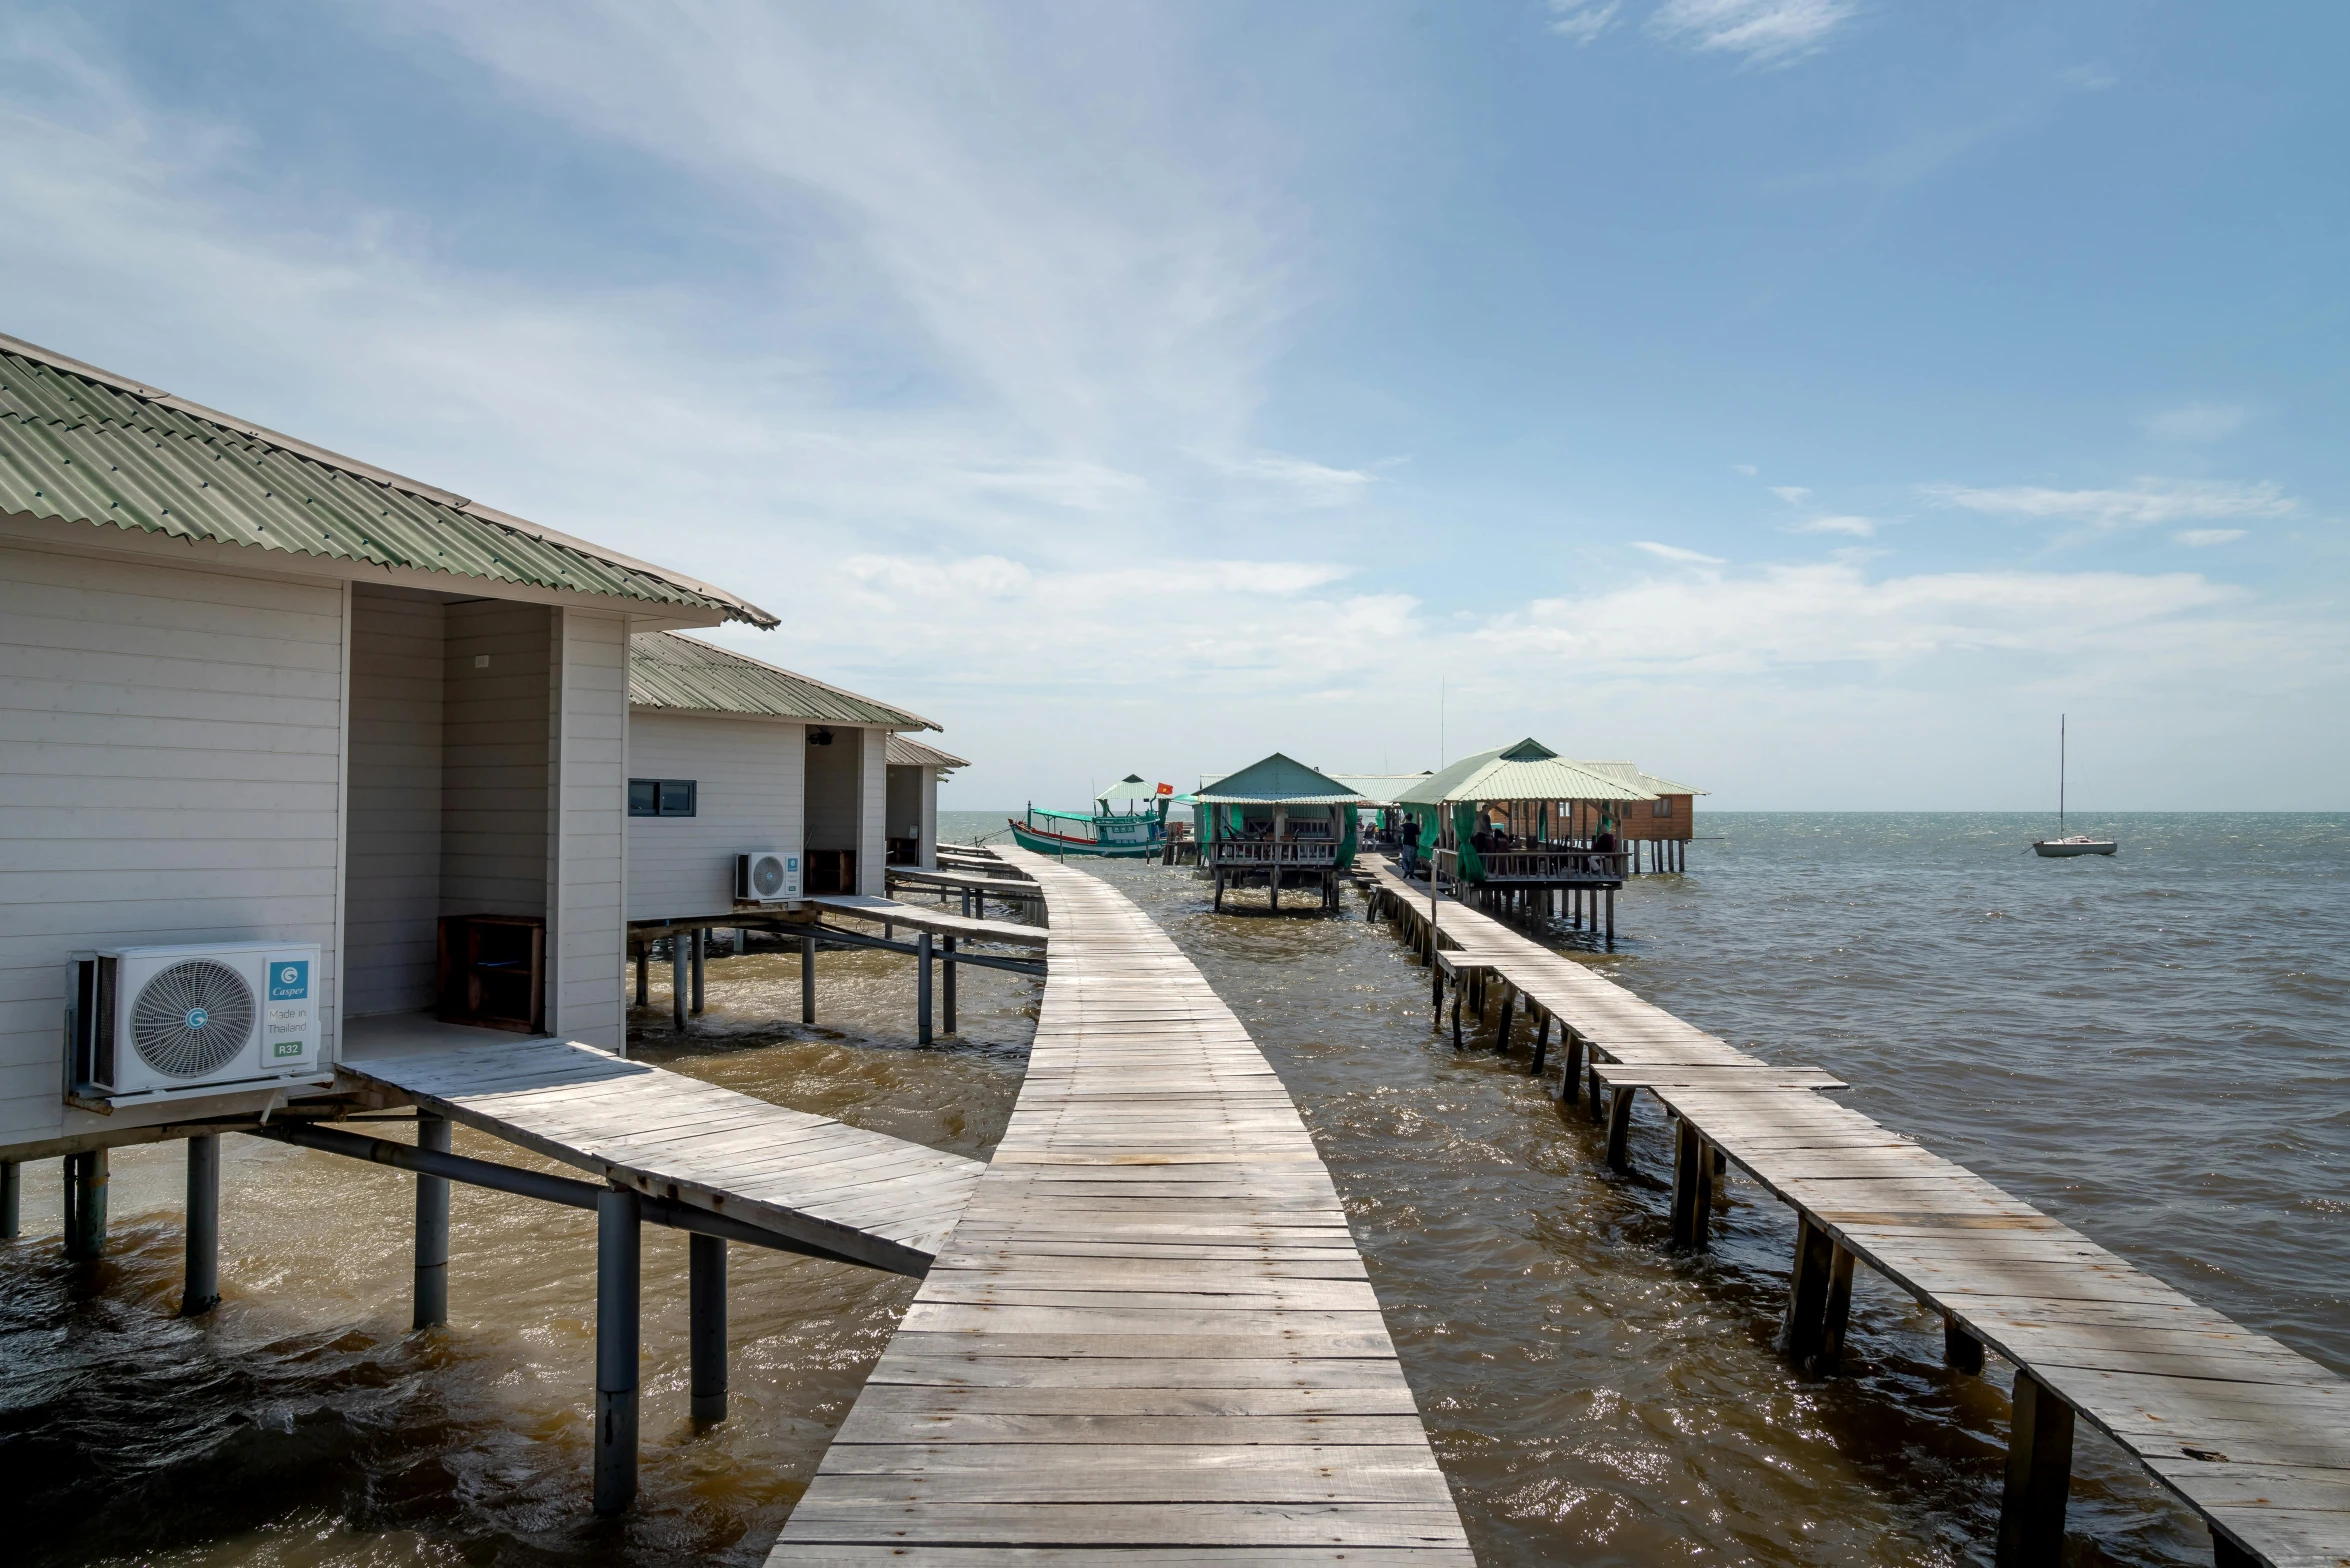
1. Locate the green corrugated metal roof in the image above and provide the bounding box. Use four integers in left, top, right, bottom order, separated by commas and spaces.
1194, 753, 1366, 806
1325, 773, 1432, 805
1394, 739, 1654, 805
0, 333, 775, 626
1575, 760, 1708, 796
888, 734, 968, 769
631, 631, 937, 729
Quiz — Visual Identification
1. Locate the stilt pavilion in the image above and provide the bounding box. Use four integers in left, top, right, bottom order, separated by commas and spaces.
1196, 754, 1368, 914
1393, 738, 1656, 944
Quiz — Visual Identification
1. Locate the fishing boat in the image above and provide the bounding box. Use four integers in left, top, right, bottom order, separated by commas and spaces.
1008, 777, 1172, 859
2032, 715, 2116, 857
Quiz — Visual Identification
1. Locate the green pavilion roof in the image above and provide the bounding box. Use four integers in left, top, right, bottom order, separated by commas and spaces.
1194, 753, 1367, 806
1572, 760, 1708, 796
888, 734, 969, 769
1324, 773, 1432, 805
0, 332, 775, 626
1393, 738, 1656, 806
630, 631, 937, 729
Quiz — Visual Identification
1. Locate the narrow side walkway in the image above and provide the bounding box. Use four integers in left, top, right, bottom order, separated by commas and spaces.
770, 847, 1473, 1564
1358, 857, 2350, 1568
343, 1038, 985, 1275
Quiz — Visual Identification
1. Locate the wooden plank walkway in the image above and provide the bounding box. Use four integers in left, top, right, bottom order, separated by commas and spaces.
770, 845, 1473, 1564
888, 866, 1048, 900
1357, 856, 2350, 1567
342, 1039, 986, 1276
809, 893, 1050, 949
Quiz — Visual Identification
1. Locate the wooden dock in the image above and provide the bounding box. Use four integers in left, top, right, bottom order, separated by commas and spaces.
342, 1038, 987, 1276
770, 845, 1472, 1563
1356, 856, 2350, 1568
809, 892, 1049, 949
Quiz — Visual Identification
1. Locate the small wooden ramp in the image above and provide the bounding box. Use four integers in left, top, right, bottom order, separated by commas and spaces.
342, 1039, 985, 1276
770, 846, 1473, 1564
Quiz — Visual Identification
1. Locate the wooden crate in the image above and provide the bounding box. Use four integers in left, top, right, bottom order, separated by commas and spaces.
436, 913, 546, 1033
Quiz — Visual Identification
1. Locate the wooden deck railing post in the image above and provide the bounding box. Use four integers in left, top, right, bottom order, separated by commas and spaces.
63, 1148, 107, 1260
594, 1185, 642, 1515
689, 1232, 727, 1425
413, 1113, 450, 1328
182, 1134, 221, 1316
1996, 1368, 2075, 1567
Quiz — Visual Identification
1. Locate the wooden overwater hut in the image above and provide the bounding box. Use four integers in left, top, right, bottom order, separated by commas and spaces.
1196, 753, 1368, 913
0, 331, 992, 1517
1564, 760, 1707, 873
1394, 737, 1657, 946
886, 734, 968, 868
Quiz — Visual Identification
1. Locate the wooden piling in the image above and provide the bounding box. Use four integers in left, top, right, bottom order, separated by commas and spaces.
1996, 1368, 2075, 1567
183, 1134, 221, 1315
1670, 1120, 1707, 1248
634, 945, 648, 1007
1530, 1011, 1550, 1076
1946, 1314, 1986, 1374
594, 1185, 641, 1515
942, 935, 958, 1034
690, 927, 707, 1015
1605, 1086, 1636, 1169
63, 1147, 106, 1260
1782, 1215, 1836, 1364
670, 936, 687, 1030
414, 1113, 451, 1328
1, 1159, 18, 1240
689, 1232, 727, 1425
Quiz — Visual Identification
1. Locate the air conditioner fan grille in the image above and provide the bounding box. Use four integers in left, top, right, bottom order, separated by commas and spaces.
129, 960, 256, 1079
750, 855, 787, 896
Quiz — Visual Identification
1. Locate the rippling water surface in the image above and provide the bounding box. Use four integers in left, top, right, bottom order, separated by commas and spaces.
6, 812, 2343, 1566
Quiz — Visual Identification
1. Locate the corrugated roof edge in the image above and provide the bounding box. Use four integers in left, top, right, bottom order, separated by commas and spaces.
0, 329, 778, 629
889, 734, 969, 769
647, 631, 943, 732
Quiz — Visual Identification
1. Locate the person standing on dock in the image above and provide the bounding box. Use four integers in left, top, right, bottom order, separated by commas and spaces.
1399, 813, 1421, 877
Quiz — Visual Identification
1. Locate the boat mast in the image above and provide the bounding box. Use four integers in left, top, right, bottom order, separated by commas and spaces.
2059, 714, 2066, 835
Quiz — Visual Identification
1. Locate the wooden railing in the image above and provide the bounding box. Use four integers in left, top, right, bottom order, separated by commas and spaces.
1472, 849, 1629, 882
1206, 840, 1339, 867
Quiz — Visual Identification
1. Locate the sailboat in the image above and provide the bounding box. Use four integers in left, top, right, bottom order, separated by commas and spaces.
2032, 715, 2117, 857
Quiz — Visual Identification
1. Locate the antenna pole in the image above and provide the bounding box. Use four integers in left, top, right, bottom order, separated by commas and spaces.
2059, 714, 2066, 833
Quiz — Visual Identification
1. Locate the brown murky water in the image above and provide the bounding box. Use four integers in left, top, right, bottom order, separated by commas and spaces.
8, 813, 2344, 1566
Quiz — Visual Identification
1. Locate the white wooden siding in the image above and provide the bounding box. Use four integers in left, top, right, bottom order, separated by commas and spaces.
919, 764, 938, 870
858, 726, 887, 895
625, 709, 805, 922
344, 586, 444, 1016
885, 763, 941, 870
440, 601, 550, 918
0, 541, 346, 1147
549, 609, 629, 1049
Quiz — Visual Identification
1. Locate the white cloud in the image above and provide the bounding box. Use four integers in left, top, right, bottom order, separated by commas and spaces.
1650, 0, 1855, 64
1546, 1, 1624, 43
2058, 64, 2118, 92
1790, 514, 1876, 536
1769, 485, 1811, 504
1633, 540, 1728, 564
1923, 477, 2298, 530
1731, 463, 1758, 476
2174, 529, 2247, 548
1199, 451, 1383, 508
2146, 403, 2247, 443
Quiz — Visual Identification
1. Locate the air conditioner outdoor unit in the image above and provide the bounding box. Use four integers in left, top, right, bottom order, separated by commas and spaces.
68, 941, 325, 1103
736, 850, 803, 903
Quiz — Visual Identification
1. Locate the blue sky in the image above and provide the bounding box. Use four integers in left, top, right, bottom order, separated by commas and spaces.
4, 1, 2343, 809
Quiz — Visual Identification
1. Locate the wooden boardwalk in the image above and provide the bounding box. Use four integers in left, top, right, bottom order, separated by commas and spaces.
1357, 856, 2350, 1567
810, 892, 1049, 949
770, 846, 1472, 1563
342, 1039, 985, 1275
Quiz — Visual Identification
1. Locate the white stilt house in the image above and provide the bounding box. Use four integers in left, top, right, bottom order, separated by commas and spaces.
623, 631, 942, 915
0, 331, 774, 1166
886, 735, 968, 870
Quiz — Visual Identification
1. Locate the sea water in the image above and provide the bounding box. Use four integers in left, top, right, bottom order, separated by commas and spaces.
4, 812, 2341, 1565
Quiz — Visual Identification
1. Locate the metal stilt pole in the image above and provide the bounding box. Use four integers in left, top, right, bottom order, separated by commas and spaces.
670, 935, 687, 1030
690, 928, 706, 1015
594, 1186, 641, 1515
414, 1114, 450, 1328
63, 1148, 107, 1260
689, 1232, 727, 1425
634, 945, 648, 1007
917, 931, 934, 1045
942, 936, 957, 1034
800, 934, 816, 1024
183, 1134, 221, 1315
1, 1160, 19, 1241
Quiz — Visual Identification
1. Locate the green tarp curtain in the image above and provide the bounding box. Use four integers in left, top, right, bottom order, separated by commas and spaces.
1452, 802, 1485, 883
